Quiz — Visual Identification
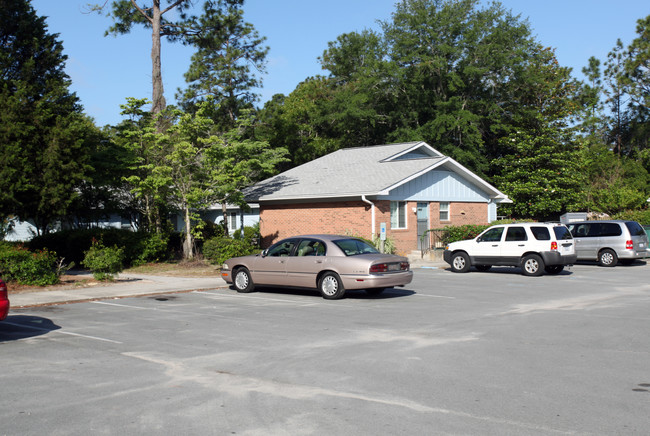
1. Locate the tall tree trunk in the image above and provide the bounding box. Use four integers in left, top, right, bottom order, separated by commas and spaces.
183, 205, 194, 259
149, 0, 166, 122
221, 203, 229, 237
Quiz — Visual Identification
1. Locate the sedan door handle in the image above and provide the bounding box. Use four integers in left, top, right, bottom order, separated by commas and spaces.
315, 260, 323, 264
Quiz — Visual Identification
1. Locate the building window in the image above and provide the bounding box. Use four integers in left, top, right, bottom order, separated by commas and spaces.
390, 201, 407, 229
439, 202, 449, 221
228, 212, 238, 232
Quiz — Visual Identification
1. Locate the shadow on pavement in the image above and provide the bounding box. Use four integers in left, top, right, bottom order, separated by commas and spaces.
0, 314, 61, 342
233, 286, 416, 300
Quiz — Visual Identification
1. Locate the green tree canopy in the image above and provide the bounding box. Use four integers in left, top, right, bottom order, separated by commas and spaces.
0, 0, 96, 234
178, 0, 268, 130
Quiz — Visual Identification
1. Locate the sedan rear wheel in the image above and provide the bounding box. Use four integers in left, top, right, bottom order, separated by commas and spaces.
318, 272, 345, 300
233, 268, 255, 293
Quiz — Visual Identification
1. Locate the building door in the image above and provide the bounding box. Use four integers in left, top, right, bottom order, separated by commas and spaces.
416, 202, 429, 250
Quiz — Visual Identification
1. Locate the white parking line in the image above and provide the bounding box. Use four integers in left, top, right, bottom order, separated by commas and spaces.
3, 321, 123, 344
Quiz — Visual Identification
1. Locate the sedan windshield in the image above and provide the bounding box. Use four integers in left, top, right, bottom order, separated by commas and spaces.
334, 239, 379, 256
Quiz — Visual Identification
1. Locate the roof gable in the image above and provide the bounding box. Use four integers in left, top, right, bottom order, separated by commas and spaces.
382, 142, 444, 162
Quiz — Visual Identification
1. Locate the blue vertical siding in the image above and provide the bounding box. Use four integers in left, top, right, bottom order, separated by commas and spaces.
379, 170, 490, 202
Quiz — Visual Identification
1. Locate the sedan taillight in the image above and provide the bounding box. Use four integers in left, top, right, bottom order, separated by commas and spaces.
370, 262, 410, 273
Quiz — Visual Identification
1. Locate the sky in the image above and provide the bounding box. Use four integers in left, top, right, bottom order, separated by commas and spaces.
30, 0, 650, 127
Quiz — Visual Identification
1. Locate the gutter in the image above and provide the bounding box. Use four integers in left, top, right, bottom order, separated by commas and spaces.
361, 195, 376, 236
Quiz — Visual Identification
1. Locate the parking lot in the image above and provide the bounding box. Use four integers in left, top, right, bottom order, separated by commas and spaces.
2, 263, 650, 435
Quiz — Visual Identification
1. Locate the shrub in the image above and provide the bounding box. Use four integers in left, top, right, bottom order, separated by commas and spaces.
83, 240, 125, 281
0, 244, 60, 286
132, 232, 171, 266
202, 237, 257, 265
29, 228, 174, 267
439, 224, 492, 245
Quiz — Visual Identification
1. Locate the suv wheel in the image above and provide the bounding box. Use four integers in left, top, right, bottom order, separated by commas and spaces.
598, 249, 617, 267
521, 254, 544, 276
450, 252, 471, 273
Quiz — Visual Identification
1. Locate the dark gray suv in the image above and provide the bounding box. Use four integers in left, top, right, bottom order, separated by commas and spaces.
567, 220, 649, 266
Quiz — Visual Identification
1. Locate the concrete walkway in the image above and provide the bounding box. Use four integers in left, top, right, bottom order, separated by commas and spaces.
11, 273, 229, 308
11, 260, 448, 308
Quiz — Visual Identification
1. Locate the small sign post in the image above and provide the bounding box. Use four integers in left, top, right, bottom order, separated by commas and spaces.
380, 222, 387, 253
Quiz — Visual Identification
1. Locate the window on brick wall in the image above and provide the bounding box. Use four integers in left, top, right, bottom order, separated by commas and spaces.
390, 201, 407, 229
440, 202, 450, 221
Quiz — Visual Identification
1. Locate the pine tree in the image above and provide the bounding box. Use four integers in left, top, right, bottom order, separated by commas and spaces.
0, 0, 96, 234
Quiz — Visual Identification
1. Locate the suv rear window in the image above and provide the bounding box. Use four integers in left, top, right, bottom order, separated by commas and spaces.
531, 226, 550, 241
625, 221, 646, 236
552, 226, 572, 240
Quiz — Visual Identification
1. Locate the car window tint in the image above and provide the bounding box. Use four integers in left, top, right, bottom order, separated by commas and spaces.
505, 227, 527, 241
625, 221, 645, 236
267, 239, 298, 257
552, 226, 572, 240
334, 239, 379, 256
531, 226, 551, 240
480, 227, 504, 242
599, 223, 622, 237
297, 239, 326, 256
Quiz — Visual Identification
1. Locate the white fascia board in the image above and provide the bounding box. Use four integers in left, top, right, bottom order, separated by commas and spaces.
380, 157, 513, 203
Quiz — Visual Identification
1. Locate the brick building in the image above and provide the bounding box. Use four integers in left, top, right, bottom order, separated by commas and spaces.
245, 142, 511, 255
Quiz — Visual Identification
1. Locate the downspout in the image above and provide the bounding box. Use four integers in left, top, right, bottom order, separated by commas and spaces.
361, 195, 375, 236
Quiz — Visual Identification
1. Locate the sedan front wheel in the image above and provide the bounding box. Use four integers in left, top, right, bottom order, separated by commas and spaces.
233, 268, 255, 293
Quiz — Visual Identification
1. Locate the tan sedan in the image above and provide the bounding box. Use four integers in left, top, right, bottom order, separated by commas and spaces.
221, 234, 413, 299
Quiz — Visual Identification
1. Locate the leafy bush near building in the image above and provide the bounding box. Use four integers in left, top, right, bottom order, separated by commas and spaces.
436, 219, 531, 245
202, 225, 260, 265
29, 228, 176, 267
0, 243, 61, 286
82, 240, 124, 281
438, 224, 491, 245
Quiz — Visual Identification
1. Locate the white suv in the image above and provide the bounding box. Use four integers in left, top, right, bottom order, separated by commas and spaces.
443, 223, 577, 276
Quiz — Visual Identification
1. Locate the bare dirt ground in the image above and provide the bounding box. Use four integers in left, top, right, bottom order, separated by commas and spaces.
9, 260, 221, 294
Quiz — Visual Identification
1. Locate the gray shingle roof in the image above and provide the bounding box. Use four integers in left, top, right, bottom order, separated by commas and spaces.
245, 142, 509, 202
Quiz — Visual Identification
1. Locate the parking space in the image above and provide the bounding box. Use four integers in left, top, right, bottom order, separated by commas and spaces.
2, 263, 650, 435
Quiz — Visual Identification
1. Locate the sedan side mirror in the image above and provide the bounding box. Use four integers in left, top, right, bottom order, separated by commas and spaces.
261, 249, 268, 257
